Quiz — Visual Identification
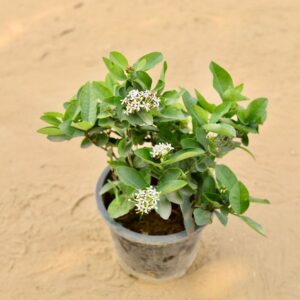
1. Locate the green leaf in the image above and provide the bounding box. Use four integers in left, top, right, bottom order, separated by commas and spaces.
165, 191, 182, 205
116, 166, 147, 189
80, 137, 92, 148
59, 120, 84, 137
160, 168, 182, 183
239, 215, 266, 236
223, 86, 248, 102
221, 118, 258, 134
191, 104, 209, 125
237, 145, 256, 160
193, 208, 212, 226
71, 121, 93, 131
109, 51, 128, 69
162, 90, 181, 105
160, 107, 186, 120
201, 172, 216, 194
43, 112, 64, 118
97, 103, 113, 119
203, 192, 223, 208
250, 197, 270, 204
182, 90, 197, 113
180, 138, 201, 149
203, 123, 236, 137
180, 194, 195, 234
64, 100, 80, 121
40, 115, 61, 126
210, 102, 232, 123
215, 209, 228, 226
140, 169, 151, 185
155, 197, 172, 220
137, 111, 153, 125
195, 89, 216, 113
162, 148, 205, 166
158, 179, 187, 195
105, 73, 116, 93
107, 194, 135, 218
118, 139, 132, 158
100, 181, 120, 195
134, 52, 163, 71
154, 61, 167, 94
93, 133, 109, 147
215, 164, 238, 190
134, 148, 159, 167
229, 181, 250, 214
95, 82, 114, 99
47, 135, 70, 142
37, 127, 64, 135
135, 71, 152, 89
209, 61, 233, 99
103, 57, 127, 80
244, 98, 268, 124
77, 82, 102, 124
195, 127, 208, 150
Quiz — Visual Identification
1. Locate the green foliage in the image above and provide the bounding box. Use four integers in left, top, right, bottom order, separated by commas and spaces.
239, 215, 266, 236
158, 179, 187, 195
203, 123, 236, 137
133, 52, 163, 71
155, 197, 172, 220
229, 181, 250, 214
116, 166, 147, 189
215, 164, 238, 190
108, 192, 135, 218
209, 61, 233, 99
38, 51, 269, 236
194, 208, 212, 226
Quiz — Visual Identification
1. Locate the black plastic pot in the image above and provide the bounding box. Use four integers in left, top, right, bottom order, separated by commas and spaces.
96, 166, 204, 282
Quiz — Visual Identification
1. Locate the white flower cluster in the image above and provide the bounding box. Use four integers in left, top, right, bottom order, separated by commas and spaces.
121, 89, 160, 115
132, 186, 161, 215
150, 143, 174, 159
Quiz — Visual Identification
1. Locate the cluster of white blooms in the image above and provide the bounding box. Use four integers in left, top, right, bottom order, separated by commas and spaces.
206, 132, 218, 139
150, 143, 174, 159
131, 186, 161, 215
121, 89, 160, 115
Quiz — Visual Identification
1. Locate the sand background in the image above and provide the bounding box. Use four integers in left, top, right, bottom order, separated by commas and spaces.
1, 0, 300, 299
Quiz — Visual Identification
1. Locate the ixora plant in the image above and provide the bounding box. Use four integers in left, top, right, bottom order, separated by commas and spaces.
38, 51, 269, 281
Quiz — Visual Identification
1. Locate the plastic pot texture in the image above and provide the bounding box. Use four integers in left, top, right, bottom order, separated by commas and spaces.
96, 166, 204, 282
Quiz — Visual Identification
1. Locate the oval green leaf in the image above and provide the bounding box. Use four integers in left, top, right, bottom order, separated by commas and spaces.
162, 148, 205, 166
116, 166, 147, 189
203, 123, 236, 137
215, 164, 238, 190
193, 208, 212, 226
229, 181, 250, 214
157, 179, 187, 195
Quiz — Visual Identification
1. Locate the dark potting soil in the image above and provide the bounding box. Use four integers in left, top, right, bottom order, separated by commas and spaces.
116, 202, 184, 235
103, 174, 185, 235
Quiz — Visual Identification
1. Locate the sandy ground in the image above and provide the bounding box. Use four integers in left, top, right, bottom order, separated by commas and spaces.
1, 0, 300, 299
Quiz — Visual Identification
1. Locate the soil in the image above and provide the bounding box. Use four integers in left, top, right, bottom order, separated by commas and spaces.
104, 192, 185, 235
1, 1, 300, 299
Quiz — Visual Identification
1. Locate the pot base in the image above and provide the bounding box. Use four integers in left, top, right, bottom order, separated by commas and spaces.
116, 248, 198, 283
110, 229, 201, 283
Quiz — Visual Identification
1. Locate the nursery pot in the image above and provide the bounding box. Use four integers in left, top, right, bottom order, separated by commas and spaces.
96, 166, 204, 282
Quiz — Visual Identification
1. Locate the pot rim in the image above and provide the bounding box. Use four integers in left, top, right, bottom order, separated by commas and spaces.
95, 166, 204, 245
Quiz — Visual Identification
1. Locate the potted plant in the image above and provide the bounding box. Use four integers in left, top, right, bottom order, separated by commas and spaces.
38, 51, 269, 282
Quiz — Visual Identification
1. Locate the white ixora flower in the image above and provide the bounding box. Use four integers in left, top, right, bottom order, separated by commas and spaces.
131, 186, 161, 215
121, 89, 160, 115
150, 143, 174, 159
206, 132, 218, 139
